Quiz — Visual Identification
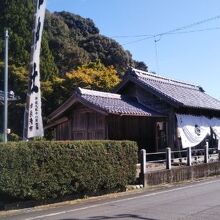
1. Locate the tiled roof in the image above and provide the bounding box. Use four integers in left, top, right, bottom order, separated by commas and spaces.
77, 88, 161, 116
124, 68, 220, 111
48, 87, 163, 120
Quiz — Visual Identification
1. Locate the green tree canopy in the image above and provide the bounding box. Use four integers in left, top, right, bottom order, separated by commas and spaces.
0, 1, 148, 138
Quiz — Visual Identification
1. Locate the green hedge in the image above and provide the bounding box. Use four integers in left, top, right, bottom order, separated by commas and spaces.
0, 140, 137, 201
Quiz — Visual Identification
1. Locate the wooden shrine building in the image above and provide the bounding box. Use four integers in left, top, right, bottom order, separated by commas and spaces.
47, 68, 220, 152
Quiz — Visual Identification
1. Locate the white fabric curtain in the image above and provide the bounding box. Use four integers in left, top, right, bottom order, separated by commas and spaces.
209, 117, 220, 149
209, 117, 220, 139
176, 114, 211, 148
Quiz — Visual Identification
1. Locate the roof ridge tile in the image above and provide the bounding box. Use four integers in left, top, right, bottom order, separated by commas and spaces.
130, 67, 201, 90
78, 87, 122, 99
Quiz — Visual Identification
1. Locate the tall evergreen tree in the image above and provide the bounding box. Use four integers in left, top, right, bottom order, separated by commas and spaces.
0, 0, 148, 137
0, 0, 34, 65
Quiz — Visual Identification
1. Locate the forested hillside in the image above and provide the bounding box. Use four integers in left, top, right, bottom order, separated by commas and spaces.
0, 0, 148, 138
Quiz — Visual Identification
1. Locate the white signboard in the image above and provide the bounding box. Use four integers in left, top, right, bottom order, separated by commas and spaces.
23, 0, 47, 139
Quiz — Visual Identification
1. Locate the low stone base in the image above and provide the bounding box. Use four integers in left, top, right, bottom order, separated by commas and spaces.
143, 161, 220, 186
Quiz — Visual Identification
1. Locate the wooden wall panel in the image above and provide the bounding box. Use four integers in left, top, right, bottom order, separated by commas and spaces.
108, 115, 159, 152
56, 120, 71, 140
71, 108, 106, 140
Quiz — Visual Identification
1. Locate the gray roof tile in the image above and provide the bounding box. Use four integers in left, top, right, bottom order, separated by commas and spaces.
77, 88, 161, 116
128, 68, 220, 111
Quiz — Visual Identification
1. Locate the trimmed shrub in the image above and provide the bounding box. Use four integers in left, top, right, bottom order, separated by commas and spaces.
0, 140, 137, 201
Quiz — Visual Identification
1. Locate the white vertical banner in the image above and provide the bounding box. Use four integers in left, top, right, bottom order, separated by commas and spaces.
23, 0, 47, 139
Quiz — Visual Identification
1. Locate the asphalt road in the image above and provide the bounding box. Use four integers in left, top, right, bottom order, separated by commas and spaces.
2, 177, 220, 220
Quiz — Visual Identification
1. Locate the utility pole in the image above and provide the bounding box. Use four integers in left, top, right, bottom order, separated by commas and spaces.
4, 30, 9, 143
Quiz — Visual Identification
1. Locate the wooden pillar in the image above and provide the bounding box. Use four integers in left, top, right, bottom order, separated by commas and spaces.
166, 147, 171, 170
204, 141, 209, 164
168, 109, 175, 149
105, 116, 108, 139
155, 121, 159, 152
140, 149, 147, 187
187, 147, 192, 166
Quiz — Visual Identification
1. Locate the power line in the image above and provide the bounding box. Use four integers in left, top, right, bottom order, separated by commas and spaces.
112, 34, 154, 38
162, 26, 220, 35
118, 15, 220, 74
113, 14, 220, 45
122, 36, 154, 45
113, 26, 220, 39
155, 14, 220, 37
122, 26, 220, 45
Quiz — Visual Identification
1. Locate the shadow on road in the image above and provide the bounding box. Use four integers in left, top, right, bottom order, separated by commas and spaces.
60, 213, 158, 220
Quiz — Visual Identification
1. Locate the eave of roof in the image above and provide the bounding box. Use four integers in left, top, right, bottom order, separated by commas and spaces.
115, 75, 182, 108
115, 68, 220, 112
48, 87, 164, 121
44, 117, 68, 130
48, 93, 76, 120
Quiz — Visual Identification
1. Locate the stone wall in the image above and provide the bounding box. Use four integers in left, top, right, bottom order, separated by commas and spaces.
144, 162, 220, 186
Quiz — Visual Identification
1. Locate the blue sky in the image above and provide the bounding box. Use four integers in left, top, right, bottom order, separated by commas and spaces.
47, 0, 220, 100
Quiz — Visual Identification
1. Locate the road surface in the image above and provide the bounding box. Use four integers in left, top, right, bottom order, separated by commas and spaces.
1, 177, 220, 220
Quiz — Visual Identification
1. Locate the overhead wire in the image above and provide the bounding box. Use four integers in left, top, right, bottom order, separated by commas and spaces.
112, 34, 154, 38
116, 15, 220, 45
122, 26, 220, 45
119, 15, 220, 74
161, 26, 220, 35
154, 14, 220, 37
113, 27, 220, 39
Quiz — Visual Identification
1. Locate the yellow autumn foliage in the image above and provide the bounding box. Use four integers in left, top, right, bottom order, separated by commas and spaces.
65, 61, 121, 92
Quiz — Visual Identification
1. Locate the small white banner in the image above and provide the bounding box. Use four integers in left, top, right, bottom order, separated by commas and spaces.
24, 0, 47, 139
